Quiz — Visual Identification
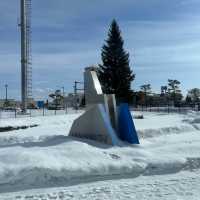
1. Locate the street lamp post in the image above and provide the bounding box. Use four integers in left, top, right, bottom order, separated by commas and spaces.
74, 81, 84, 110
61, 86, 65, 110
5, 84, 8, 102
4, 84, 8, 108
61, 86, 65, 97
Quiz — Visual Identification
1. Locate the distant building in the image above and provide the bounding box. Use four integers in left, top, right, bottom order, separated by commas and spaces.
64, 93, 84, 108
0, 99, 19, 109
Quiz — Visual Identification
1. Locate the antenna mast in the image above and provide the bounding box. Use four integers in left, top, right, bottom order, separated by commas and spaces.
20, 0, 32, 113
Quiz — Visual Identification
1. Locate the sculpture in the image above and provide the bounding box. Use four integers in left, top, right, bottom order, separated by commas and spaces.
69, 67, 139, 145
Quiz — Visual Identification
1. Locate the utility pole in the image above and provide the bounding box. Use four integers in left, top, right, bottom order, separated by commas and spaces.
73, 81, 84, 110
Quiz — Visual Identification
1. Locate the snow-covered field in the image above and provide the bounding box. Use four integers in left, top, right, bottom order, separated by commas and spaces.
0, 110, 200, 199
1, 170, 200, 200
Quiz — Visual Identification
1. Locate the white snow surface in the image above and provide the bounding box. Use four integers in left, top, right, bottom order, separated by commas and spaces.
1, 170, 200, 200
0, 111, 200, 199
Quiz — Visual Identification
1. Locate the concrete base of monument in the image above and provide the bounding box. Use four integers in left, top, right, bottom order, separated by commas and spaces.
69, 104, 121, 145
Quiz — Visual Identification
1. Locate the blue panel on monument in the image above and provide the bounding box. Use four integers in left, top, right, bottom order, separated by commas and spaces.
118, 103, 140, 144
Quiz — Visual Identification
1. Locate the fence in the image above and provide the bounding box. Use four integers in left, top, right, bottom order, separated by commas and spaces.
131, 105, 199, 114
0, 105, 199, 120
0, 107, 83, 120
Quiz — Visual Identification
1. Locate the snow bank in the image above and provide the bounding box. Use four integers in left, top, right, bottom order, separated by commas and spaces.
0, 114, 80, 147
0, 141, 187, 192
134, 112, 197, 138
0, 111, 199, 192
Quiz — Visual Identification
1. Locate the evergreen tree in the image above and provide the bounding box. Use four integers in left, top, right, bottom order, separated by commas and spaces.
99, 19, 135, 103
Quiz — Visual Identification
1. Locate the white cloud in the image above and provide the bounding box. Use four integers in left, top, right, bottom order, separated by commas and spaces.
1, 0, 200, 98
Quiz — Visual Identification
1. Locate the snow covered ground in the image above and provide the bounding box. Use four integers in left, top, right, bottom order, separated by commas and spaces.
1, 170, 200, 200
0, 110, 200, 199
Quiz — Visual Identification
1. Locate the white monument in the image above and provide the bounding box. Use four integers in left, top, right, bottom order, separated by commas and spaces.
69, 67, 120, 145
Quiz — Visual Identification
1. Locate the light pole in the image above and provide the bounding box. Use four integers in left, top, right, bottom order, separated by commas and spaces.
56, 86, 65, 97
5, 84, 8, 102
61, 86, 65, 109
74, 81, 84, 110
61, 86, 65, 97
4, 84, 8, 108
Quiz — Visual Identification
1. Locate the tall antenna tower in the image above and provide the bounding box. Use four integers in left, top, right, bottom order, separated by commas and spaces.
20, 0, 32, 113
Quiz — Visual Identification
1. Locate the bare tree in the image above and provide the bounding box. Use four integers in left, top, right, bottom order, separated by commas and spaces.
161, 86, 168, 96
49, 90, 64, 109
140, 84, 151, 105
188, 88, 200, 103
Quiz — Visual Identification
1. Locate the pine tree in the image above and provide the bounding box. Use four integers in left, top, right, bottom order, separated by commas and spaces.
99, 19, 135, 103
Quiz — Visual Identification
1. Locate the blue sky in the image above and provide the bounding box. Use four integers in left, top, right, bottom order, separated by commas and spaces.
0, 0, 200, 100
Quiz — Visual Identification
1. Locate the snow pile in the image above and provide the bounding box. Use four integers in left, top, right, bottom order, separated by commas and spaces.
0, 111, 199, 192
0, 114, 80, 146
0, 141, 186, 192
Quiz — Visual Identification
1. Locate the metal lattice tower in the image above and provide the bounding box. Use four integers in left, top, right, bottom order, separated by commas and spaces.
20, 0, 32, 112
26, 0, 33, 100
